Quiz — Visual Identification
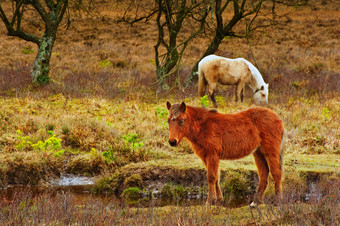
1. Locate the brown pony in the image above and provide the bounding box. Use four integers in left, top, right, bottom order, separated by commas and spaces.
166, 101, 284, 206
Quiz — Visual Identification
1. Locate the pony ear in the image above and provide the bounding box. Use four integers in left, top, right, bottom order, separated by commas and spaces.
166, 101, 172, 110
266, 83, 269, 88
179, 102, 186, 113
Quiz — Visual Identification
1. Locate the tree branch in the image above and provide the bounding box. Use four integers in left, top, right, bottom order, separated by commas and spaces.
221, 0, 232, 12
31, 0, 49, 23
154, 0, 163, 69
8, 29, 41, 44
273, 0, 308, 7
45, 0, 56, 12
57, 0, 68, 26
0, 4, 12, 31
118, 7, 158, 26
0, 2, 40, 44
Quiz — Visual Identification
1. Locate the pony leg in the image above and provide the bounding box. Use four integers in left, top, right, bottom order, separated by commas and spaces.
266, 153, 283, 205
251, 148, 269, 207
198, 73, 207, 97
240, 86, 244, 102
205, 154, 219, 204
208, 84, 218, 108
215, 170, 224, 202
235, 82, 245, 102
210, 92, 218, 108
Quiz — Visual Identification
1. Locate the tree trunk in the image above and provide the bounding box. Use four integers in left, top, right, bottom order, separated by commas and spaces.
157, 51, 179, 79
185, 31, 224, 86
156, 50, 179, 93
0, 0, 68, 86
185, 0, 247, 86
31, 30, 56, 85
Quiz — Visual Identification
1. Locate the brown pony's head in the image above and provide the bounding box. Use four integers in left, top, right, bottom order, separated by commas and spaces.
166, 101, 189, 147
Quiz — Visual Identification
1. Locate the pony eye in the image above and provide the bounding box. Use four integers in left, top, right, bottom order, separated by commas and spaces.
179, 119, 184, 126
262, 94, 265, 97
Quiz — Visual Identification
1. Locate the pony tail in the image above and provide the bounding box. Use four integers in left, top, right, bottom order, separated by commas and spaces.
279, 129, 285, 170
198, 65, 207, 97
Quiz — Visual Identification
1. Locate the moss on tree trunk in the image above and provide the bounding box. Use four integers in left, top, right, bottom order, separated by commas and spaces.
32, 34, 56, 85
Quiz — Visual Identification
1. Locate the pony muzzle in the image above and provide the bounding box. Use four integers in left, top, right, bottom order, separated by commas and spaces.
169, 139, 178, 147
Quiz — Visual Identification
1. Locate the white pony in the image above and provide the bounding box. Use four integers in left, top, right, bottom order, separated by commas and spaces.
198, 54, 269, 107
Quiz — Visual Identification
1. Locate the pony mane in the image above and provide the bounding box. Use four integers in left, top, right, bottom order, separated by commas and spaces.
186, 105, 217, 123
238, 58, 266, 89
169, 103, 182, 119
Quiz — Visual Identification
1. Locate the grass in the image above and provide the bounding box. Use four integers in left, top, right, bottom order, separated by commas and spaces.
0, 95, 338, 186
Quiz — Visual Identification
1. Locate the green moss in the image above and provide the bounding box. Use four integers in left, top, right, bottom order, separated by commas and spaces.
93, 176, 114, 194
0, 162, 8, 187
160, 184, 188, 200
172, 185, 189, 199
37, 75, 50, 85
122, 187, 142, 204
124, 174, 143, 189
160, 184, 172, 199
222, 170, 253, 206
66, 152, 105, 175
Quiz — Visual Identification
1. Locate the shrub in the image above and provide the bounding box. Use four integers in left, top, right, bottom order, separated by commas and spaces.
155, 106, 168, 128
199, 95, 209, 108
123, 132, 144, 150
98, 59, 112, 68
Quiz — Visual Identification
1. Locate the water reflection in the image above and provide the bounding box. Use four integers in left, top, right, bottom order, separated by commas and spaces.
50, 174, 95, 186
0, 174, 208, 208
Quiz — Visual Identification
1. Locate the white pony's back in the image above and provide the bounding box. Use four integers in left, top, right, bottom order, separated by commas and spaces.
236, 58, 265, 85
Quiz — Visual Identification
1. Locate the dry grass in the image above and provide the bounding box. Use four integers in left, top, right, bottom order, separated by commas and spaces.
0, 95, 338, 187
0, 0, 339, 100
0, 181, 339, 225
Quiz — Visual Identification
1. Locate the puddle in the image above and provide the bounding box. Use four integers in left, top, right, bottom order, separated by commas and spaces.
1, 174, 334, 208
50, 174, 95, 186
305, 181, 323, 202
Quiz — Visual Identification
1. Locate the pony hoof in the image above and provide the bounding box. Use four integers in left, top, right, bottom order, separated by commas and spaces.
217, 198, 224, 205
206, 199, 218, 206
249, 201, 258, 208
273, 199, 282, 207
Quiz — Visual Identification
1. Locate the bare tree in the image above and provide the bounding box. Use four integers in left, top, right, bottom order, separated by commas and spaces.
185, 0, 308, 85
120, 0, 307, 88
0, 0, 95, 85
0, 0, 70, 85
154, 0, 210, 90
120, 0, 210, 90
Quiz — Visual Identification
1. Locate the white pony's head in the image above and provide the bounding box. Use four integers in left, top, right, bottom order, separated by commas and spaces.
253, 83, 269, 105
